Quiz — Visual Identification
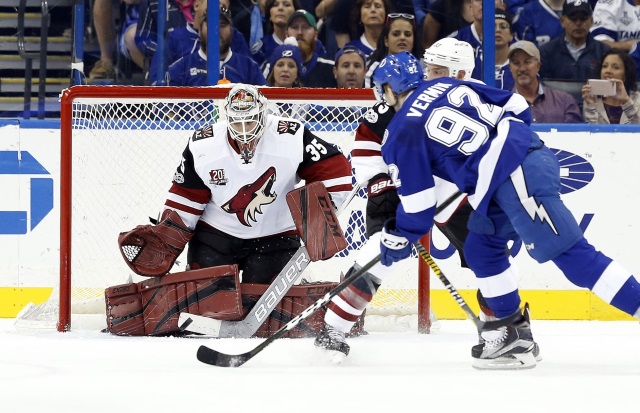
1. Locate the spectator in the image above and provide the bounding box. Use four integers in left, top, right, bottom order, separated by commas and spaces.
582, 49, 640, 124
266, 41, 308, 120
539, 0, 610, 82
136, 0, 193, 61
121, 2, 145, 70
591, 0, 640, 52
333, 46, 367, 87
167, 8, 266, 86
505, 0, 530, 15
219, 0, 253, 57
148, 0, 251, 85
88, 0, 143, 82
451, 1, 513, 88
422, 0, 473, 49
304, 45, 368, 125
344, 0, 391, 57
266, 42, 304, 86
286, 9, 337, 87
629, 43, 640, 79
315, 0, 338, 21
88, 0, 117, 81
494, 9, 515, 90
512, 0, 564, 46
411, 0, 432, 30
365, 12, 424, 87
331, 0, 415, 48
229, 0, 263, 46
508, 40, 584, 122
251, 0, 303, 67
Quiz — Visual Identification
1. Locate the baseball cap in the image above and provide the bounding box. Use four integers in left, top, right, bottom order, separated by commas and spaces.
334, 46, 367, 67
508, 40, 540, 61
287, 9, 317, 30
562, 0, 592, 17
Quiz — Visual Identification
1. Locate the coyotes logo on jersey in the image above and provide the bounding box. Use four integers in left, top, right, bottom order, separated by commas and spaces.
221, 166, 277, 226
277, 120, 301, 134
193, 125, 214, 141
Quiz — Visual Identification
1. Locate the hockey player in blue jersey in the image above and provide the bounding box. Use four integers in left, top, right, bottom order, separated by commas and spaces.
314, 39, 527, 366
373, 51, 640, 370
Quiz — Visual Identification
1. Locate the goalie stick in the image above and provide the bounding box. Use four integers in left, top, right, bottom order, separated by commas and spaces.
194, 189, 468, 366
178, 183, 363, 338
196, 254, 381, 367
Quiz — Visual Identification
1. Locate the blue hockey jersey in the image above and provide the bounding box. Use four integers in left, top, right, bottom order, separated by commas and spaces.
380, 78, 533, 242
512, 0, 563, 46
168, 50, 266, 86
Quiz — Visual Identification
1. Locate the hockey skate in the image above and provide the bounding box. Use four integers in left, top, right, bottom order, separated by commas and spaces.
315, 323, 350, 364
472, 303, 539, 370
472, 303, 542, 362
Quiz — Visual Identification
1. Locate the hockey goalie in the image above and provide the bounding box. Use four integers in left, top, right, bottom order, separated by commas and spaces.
105, 84, 362, 338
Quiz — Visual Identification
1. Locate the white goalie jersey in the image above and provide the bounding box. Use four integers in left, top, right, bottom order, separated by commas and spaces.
164, 115, 352, 239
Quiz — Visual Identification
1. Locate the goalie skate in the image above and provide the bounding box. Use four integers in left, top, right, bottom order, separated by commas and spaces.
315, 323, 350, 364
472, 305, 538, 370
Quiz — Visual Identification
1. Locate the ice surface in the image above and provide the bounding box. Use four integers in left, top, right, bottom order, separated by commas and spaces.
1, 319, 638, 412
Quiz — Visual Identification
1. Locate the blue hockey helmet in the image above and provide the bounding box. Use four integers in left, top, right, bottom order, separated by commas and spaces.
372, 51, 423, 99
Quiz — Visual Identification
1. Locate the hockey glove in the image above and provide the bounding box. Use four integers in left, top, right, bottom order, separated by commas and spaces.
118, 209, 193, 277
380, 218, 411, 266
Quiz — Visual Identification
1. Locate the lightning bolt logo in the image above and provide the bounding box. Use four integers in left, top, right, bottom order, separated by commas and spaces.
521, 198, 558, 235
511, 166, 559, 235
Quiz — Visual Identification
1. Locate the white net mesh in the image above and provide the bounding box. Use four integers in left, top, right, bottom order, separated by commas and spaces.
15, 86, 429, 331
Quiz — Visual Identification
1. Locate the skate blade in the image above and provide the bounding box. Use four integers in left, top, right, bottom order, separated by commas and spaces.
472, 352, 537, 370
315, 347, 347, 365
533, 343, 543, 362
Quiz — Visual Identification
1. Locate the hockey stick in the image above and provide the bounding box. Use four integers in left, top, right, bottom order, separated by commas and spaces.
178, 182, 363, 338
413, 241, 485, 331
196, 254, 380, 367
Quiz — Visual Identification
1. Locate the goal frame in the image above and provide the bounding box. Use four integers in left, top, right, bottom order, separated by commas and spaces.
58, 85, 431, 333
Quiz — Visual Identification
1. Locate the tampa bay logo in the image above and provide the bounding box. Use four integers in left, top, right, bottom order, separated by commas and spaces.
552, 148, 595, 194
222, 166, 277, 226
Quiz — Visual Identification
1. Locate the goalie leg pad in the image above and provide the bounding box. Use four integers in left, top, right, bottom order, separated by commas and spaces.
242, 282, 365, 338
105, 265, 242, 336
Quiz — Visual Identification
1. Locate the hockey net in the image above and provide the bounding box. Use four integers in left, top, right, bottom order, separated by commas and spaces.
15, 85, 432, 332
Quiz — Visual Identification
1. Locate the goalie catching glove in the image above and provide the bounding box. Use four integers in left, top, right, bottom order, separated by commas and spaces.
118, 209, 193, 277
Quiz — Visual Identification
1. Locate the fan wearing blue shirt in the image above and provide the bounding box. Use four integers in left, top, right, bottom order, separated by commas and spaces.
168, 7, 266, 86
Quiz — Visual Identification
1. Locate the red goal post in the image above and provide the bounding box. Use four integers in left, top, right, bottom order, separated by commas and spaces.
52, 85, 432, 332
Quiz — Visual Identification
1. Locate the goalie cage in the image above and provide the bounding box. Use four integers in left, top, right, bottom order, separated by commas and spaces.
14, 85, 434, 333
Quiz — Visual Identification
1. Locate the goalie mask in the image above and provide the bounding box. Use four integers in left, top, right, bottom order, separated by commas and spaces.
225, 84, 268, 163
422, 38, 475, 81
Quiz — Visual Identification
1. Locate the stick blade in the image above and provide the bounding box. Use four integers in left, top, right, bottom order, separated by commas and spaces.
179, 312, 223, 336
196, 345, 251, 368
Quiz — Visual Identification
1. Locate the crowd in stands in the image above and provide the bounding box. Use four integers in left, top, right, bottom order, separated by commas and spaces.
80, 0, 640, 124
